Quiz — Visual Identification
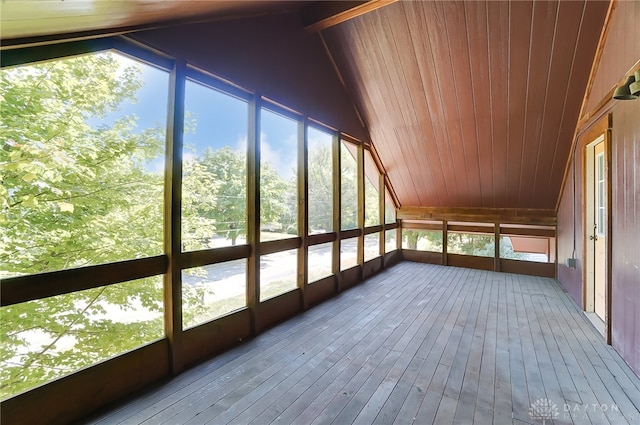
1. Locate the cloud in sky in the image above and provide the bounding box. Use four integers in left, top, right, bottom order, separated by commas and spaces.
260, 132, 297, 180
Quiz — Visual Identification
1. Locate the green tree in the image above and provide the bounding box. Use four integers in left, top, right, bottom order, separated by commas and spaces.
0, 52, 185, 398
308, 143, 333, 232
184, 146, 293, 247
260, 162, 293, 234
447, 233, 494, 257
199, 147, 247, 245
340, 143, 358, 230
403, 230, 443, 251
1, 54, 164, 273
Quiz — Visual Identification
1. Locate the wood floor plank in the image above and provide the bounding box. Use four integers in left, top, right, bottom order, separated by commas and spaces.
392, 267, 471, 423
84, 263, 640, 425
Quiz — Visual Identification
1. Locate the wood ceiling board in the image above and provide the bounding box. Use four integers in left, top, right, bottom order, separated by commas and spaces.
545, 0, 610, 201
427, 2, 471, 206
327, 9, 424, 207
486, 0, 510, 208
404, 1, 457, 205
518, 0, 558, 208
445, 1, 483, 207
506, 1, 534, 208
531, 1, 585, 204
399, 2, 453, 206
343, 21, 418, 205
465, 1, 494, 208
376, 7, 440, 206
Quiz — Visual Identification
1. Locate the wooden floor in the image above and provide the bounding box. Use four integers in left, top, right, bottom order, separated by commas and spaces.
87, 262, 640, 425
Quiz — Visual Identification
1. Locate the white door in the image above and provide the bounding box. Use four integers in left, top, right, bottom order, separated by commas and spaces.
585, 135, 606, 322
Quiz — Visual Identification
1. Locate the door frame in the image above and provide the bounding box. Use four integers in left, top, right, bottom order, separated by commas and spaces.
581, 114, 613, 344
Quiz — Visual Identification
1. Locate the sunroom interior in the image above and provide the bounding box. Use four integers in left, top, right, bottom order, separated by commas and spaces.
1, 1, 639, 424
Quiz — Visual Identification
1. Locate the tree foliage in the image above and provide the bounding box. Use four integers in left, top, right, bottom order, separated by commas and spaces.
308, 143, 333, 232
1, 54, 164, 274
340, 143, 359, 230
0, 53, 169, 398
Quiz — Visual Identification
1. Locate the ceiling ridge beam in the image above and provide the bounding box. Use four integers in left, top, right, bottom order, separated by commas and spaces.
303, 0, 397, 33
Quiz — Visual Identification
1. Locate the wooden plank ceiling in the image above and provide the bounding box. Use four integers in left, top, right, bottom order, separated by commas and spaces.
2, 1, 610, 211
321, 0, 609, 209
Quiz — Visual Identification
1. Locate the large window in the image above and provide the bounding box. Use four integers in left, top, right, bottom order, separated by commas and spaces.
1, 51, 167, 278
260, 250, 298, 301
0, 51, 169, 398
500, 236, 554, 263
1, 43, 399, 404
260, 108, 298, 240
0, 277, 164, 399
447, 232, 495, 257
385, 229, 397, 253
182, 79, 248, 251
364, 233, 380, 261
340, 141, 358, 230
308, 242, 333, 282
402, 230, 443, 252
307, 126, 334, 234
340, 238, 359, 271
182, 259, 247, 329
364, 150, 380, 226
385, 189, 396, 224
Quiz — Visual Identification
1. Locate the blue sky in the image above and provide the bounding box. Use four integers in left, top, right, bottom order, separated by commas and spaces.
108, 53, 299, 179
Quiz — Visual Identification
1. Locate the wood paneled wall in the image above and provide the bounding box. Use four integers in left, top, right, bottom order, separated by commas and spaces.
131, 12, 367, 143
585, 0, 640, 114
557, 0, 640, 377
610, 100, 640, 377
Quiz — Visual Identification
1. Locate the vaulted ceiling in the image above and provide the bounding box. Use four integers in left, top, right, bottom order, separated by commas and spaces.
320, 1, 609, 209
2, 0, 611, 211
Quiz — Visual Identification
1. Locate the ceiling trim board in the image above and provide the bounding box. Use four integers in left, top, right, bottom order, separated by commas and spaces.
302, 0, 397, 33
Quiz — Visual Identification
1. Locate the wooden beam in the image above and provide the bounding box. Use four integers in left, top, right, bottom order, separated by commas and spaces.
298, 119, 309, 309
340, 228, 362, 240
247, 95, 260, 335
499, 227, 556, 238
357, 144, 365, 266
364, 225, 383, 235
384, 222, 399, 230
260, 237, 302, 256
181, 245, 251, 269
164, 58, 186, 375
332, 133, 342, 292
401, 221, 443, 231
0, 256, 167, 307
442, 220, 448, 266
308, 232, 338, 246
302, 0, 398, 32
1, 38, 111, 67
397, 206, 557, 226
378, 173, 385, 258
494, 223, 501, 272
